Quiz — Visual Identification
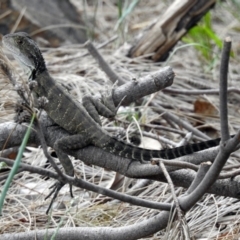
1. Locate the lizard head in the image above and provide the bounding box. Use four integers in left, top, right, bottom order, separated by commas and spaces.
2, 32, 46, 79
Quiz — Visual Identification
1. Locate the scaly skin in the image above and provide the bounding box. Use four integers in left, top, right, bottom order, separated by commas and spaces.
2, 32, 225, 177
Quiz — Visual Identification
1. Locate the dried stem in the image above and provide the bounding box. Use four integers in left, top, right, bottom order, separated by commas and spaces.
85, 41, 125, 85
219, 36, 231, 141
159, 162, 182, 220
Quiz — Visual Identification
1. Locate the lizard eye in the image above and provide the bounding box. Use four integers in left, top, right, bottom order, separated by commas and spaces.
16, 39, 23, 44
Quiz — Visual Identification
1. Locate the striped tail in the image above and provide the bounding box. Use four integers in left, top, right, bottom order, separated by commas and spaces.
103, 135, 234, 162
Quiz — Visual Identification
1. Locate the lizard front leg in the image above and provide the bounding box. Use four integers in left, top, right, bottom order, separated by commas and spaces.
82, 93, 117, 125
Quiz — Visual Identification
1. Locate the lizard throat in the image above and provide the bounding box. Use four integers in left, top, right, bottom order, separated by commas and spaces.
29, 57, 46, 80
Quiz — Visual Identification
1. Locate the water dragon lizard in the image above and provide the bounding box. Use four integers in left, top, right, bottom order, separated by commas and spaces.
2, 32, 225, 210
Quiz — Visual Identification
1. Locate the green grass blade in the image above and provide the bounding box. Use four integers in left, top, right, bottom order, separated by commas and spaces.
115, 0, 140, 30
118, 0, 123, 19
0, 114, 35, 215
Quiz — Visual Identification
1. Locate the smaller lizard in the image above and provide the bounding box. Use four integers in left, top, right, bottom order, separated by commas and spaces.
2, 32, 229, 212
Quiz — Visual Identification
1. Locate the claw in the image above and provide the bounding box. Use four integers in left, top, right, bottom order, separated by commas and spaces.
100, 82, 117, 111
45, 181, 64, 214
101, 81, 126, 114
45, 181, 73, 214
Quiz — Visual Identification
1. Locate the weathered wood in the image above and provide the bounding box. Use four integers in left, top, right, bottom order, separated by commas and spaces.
128, 0, 216, 61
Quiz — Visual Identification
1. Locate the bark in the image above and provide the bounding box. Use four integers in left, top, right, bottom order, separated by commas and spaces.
128, 0, 216, 61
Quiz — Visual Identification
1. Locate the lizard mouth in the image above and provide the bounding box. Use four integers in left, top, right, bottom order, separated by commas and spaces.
2, 36, 34, 71
2, 37, 21, 56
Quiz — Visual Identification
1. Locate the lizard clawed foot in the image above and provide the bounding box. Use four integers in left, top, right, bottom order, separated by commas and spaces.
101, 81, 126, 115
45, 181, 73, 214
100, 82, 118, 115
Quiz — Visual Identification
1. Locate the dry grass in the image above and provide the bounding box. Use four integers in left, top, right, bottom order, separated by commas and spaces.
1, 1, 240, 239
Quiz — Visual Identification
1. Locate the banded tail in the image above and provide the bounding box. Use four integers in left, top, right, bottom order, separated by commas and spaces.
103, 135, 234, 161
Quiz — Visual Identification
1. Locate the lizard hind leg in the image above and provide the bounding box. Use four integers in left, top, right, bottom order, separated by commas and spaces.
54, 133, 91, 178
46, 133, 91, 213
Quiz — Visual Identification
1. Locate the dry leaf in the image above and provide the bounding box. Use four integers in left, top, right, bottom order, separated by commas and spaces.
194, 98, 218, 116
